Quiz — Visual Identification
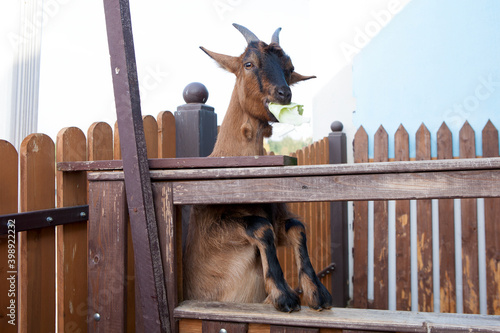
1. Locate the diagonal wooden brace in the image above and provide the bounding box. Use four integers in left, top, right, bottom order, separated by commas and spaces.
102, 0, 170, 332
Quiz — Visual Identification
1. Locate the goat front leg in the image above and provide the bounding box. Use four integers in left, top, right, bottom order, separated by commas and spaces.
243, 216, 301, 312
285, 218, 333, 310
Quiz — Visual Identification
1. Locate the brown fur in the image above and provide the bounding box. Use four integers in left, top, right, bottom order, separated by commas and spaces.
183, 24, 332, 312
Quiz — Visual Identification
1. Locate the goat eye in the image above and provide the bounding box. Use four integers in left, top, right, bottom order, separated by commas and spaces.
244, 62, 253, 69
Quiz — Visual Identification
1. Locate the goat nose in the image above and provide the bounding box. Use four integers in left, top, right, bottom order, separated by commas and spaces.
276, 86, 292, 104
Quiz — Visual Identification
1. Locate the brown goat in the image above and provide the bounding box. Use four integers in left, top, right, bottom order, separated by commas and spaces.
183, 24, 333, 312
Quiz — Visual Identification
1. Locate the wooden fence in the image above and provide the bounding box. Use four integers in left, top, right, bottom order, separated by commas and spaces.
0, 112, 175, 332
352, 120, 500, 315
0, 112, 344, 332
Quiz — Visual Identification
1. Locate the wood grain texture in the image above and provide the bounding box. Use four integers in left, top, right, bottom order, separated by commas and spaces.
437, 122, 456, 313
482, 120, 500, 315
143, 115, 159, 158
352, 126, 368, 308
373, 126, 389, 310
394, 125, 411, 311
415, 124, 433, 312
88, 122, 113, 161
88, 181, 127, 332
153, 182, 178, 333
270, 325, 318, 332
202, 320, 248, 332
174, 300, 500, 332
56, 127, 88, 332
459, 122, 479, 314
19, 134, 56, 333
158, 111, 176, 158
0, 140, 18, 333
59, 155, 298, 171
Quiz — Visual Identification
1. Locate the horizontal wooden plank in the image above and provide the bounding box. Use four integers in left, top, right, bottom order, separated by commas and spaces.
58, 155, 297, 171
0, 205, 89, 234
169, 170, 500, 204
87, 157, 500, 181
174, 301, 500, 332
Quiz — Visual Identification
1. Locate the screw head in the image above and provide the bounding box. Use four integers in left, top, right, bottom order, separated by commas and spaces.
80, 211, 87, 218
219, 329, 227, 333
46, 216, 54, 224
93, 313, 101, 321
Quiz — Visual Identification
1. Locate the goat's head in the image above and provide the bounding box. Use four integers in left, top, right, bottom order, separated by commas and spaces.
200, 24, 315, 123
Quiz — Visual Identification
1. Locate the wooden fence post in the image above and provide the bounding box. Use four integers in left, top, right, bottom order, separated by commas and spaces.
328, 121, 349, 307
175, 82, 217, 252
175, 82, 217, 158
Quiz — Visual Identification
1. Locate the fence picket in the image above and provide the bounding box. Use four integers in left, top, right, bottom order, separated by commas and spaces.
459, 121, 480, 314
394, 124, 411, 311
114, 121, 121, 160
373, 125, 389, 310
0, 141, 18, 333
353, 126, 369, 308
320, 137, 331, 292
19, 134, 56, 332
482, 120, 500, 315
158, 111, 176, 158
56, 127, 88, 332
415, 124, 433, 312
143, 115, 159, 158
88, 122, 113, 161
437, 122, 456, 313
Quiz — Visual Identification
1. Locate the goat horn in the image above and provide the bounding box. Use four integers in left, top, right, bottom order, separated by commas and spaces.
271, 27, 281, 45
233, 23, 259, 44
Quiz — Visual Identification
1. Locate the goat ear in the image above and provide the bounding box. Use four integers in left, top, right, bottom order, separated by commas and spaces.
200, 47, 239, 74
290, 72, 316, 85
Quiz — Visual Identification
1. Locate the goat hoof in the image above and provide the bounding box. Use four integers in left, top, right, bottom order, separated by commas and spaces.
305, 283, 333, 311
270, 291, 301, 313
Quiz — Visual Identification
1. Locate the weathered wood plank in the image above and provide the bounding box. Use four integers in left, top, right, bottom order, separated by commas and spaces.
19, 134, 56, 333
58, 155, 298, 171
174, 300, 500, 332
88, 181, 127, 332
459, 122, 479, 314
373, 125, 389, 310
202, 320, 248, 332
394, 124, 411, 311
103, 0, 169, 330
415, 124, 433, 312
86, 157, 500, 182
271, 325, 319, 332
352, 126, 368, 308
153, 182, 178, 333
482, 120, 500, 315
437, 122, 456, 313
56, 127, 88, 333
0, 140, 18, 333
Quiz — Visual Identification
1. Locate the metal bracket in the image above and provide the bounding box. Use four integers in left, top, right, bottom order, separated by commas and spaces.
0, 205, 89, 235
